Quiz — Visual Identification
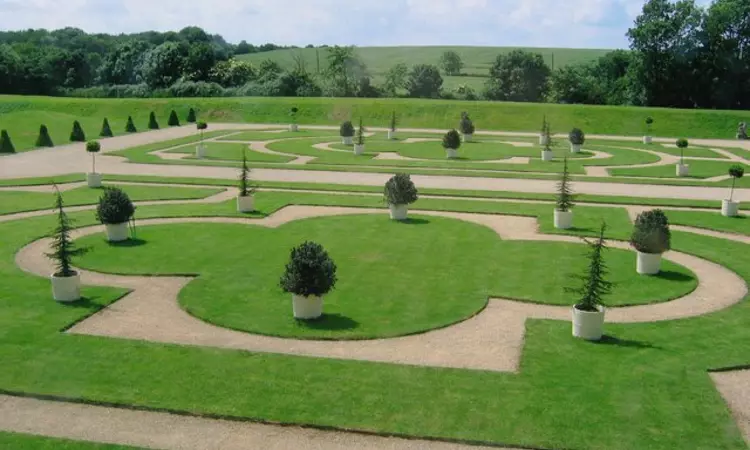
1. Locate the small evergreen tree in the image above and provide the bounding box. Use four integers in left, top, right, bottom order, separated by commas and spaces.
541, 115, 548, 135
556, 157, 574, 212
630, 210, 671, 254
96, 187, 135, 225
728, 165, 745, 202
442, 129, 461, 150
36, 125, 54, 147
340, 121, 355, 137
186, 108, 197, 123
569, 128, 585, 145
0, 130, 15, 153
356, 118, 365, 145
70, 120, 86, 142
99, 118, 113, 138
543, 117, 553, 151
459, 112, 475, 135
568, 222, 612, 312
148, 112, 159, 130
238, 149, 255, 197
46, 190, 87, 277
390, 111, 397, 132
125, 116, 137, 133
384, 173, 419, 205
168, 110, 180, 127
279, 241, 338, 299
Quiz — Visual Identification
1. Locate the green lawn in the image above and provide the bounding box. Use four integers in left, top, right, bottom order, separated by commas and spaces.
0, 432, 140, 449
217, 129, 338, 141
165, 142, 295, 163
666, 210, 749, 236
611, 160, 750, 184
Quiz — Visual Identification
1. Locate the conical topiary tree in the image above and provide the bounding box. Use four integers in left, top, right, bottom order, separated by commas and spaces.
186, 108, 197, 123
99, 118, 113, 138
168, 110, 180, 127
70, 120, 86, 142
0, 130, 15, 153
125, 116, 137, 133
36, 125, 54, 147
148, 112, 159, 130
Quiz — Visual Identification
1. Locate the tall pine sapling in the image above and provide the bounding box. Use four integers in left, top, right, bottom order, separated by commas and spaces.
728, 165, 745, 202
567, 222, 612, 312
390, 111, 397, 132
99, 118, 113, 137
46, 189, 87, 277
356, 118, 365, 146
168, 110, 180, 127
238, 149, 255, 197
125, 116, 137, 133
70, 120, 86, 142
186, 108, 197, 123
36, 124, 54, 147
543, 118, 553, 152
556, 157, 574, 212
0, 130, 15, 153
148, 112, 159, 130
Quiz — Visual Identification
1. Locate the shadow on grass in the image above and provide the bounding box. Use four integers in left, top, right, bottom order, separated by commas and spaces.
58, 296, 106, 309
594, 335, 658, 349
107, 238, 147, 248
654, 270, 695, 282
296, 313, 360, 331
393, 218, 430, 225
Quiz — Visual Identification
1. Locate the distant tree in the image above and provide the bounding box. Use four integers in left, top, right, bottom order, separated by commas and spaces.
383, 62, 408, 96
209, 59, 256, 87
69, 120, 86, 142
324, 45, 370, 97
184, 42, 218, 81
125, 116, 137, 133
36, 124, 53, 147
484, 50, 551, 102
139, 41, 188, 88
406, 64, 443, 98
178, 26, 211, 44
439, 51, 463, 76
235, 40, 253, 55
99, 118, 113, 137
167, 110, 180, 126
148, 112, 159, 130
0, 130, 15, 153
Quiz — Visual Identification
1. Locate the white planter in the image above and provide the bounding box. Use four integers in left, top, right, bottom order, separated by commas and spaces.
643, 136, 652, 144
722, 199, 740, 217
292, 294, 323, 320
388, 130, 396, 140
51, 271, 81, 303
354, 144, 365, 155
446, 148, 458, 159
541, 150, 553, 161
86, 172, 102, 188
342, 136, 353, 145
389, 204, 408, 220
637, 251, 662, 275
463, 133, 473, 143
289, 124, 298, 132
676, 163, 689, 177
105, 222, 129, 242
539, 135, 548, 146
570, 144, 581, 153
195, 144, 206, 158
554, 209, 573, 229
237, 195, 255, 213
572, 305, 605, 341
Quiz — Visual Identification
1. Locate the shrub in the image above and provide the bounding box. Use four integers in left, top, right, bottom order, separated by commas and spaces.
569, 128, 585, 145
99, 118, 113, 138
676, 138, 688, 148
459, 112, 475, 135
0, 130, 15, 153
167, 81, 225, 98
290, 107, 299, 123
442, 129, 461, 150
630, 209, 671, 254
645, 116, 654, 133
340, 121, 355, 138
125, 116, 137, 133
557, 157, 574, 212
96, 187, 135, 225
728, 165, 745, 201
390, 111, 397, 132
36, 125, 54, 147
167, 110, 180, 127
384, 173, 418, 205
356, 118, 365, 145
567, 222, 612, 312
279, 241, 338, 297
186, 108, 197, 123
46, 190, 87, 277
70, 120, 86, 142
148, 112, 159, 130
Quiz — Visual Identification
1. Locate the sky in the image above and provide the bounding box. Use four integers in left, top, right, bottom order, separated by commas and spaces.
0, 0, 715, 49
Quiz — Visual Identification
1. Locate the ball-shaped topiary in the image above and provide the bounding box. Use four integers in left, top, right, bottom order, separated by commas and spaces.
630, 209, 671, 254
340, 121, 355, 138
442, 129, 462, 150
384, 173, 418, 206
645, 117, 654, 125
167, 110, 180, 127
676, 138, 688, 148
196, 121, 208, 131
459, 113, 475, 135
729, 165, 745, 180
0, 130, 15, 153
96, 187, 135, 225
186, 108, 197, 123
569, 128, 585, 145
36, 124, 54, 147
148, 112, 159, 130
86, 140, 101, 153
279, 241, 338, 297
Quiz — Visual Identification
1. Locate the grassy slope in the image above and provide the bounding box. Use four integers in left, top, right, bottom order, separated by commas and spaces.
611, 161, 750, 180
0, 432, 140, 449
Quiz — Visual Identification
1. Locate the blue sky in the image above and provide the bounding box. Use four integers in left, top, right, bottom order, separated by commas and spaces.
0, 0, 715, 49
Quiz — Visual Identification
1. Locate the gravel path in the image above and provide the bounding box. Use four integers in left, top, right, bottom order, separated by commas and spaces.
710, 370, 750, 446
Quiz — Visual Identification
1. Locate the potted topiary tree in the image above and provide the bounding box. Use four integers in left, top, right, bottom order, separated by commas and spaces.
676, 138, 689, 177
555, 157, 574, 229
289, 107, 299, 132
569, 222, 611, 340
569, 128, 585, 153
70, 120, 86, 142
388, 111, 397, 140
125, 116, 137, 133
541, 120, 553, 161
722, 165, 745, 217
0, 130, 15, 153
168, 110, 180, 127
630, 209, 671, 275
354, 118, 366, 155
99, 118, 113, 138
279, 241, 338, 320
186, 107, 197, 123
47, 189, 88, 302
237, 149, 256, 212
442, 129, 461, 158
148, 112, 159, 130
340, 121, 355, 145
96, 187, 135, 242
36, 124, 54, 147
643, 117, 654, 144
459, 112, 475, 142
539, 116, 549, 145
85, 140, 102, 188
384, 173, 418, 220
195, 121, 208, 158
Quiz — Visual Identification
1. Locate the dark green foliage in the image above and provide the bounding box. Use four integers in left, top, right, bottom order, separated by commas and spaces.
645, 116, 654, 125
676, 138, 688, 148
0, 130, 15, 153
99, 118, 113, 137
406, 64, 443, 98
148, 112, 159, 130
290, 107, 299, 123
384, 173, 418, 205
728, 164, 746, 201
125, 116, 137, 133
238, 149, 255, 197
356, 118, 365, 145
85, 140, 101, 153
186, 108, 197, 123
442, 129, 461, 150
459, 112, 475, 135
69, 120, 86, 142
35, 124, 54, 147
197, 121, 208, 141
485, 50, 550, 102
556, 157, 574, 212
541, 115, 548, 134
46, 190, 87, 277
390, 111, 397, 132
168, 110, 180, 126
569, 128, 585, 145
279, 241, 338, 297
340, 121, 354, 137
630, 209, 671, 254
439, 51, 463, 76
568, 222, 612, 312
96, 187, 135, 225
543, 118, 554, 152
